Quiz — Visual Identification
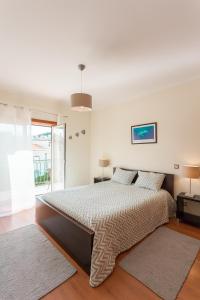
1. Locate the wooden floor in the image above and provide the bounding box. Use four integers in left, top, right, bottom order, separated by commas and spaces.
0, 209, 200, 300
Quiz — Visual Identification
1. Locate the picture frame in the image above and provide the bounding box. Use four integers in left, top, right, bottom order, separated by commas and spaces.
131, 122, 157, 144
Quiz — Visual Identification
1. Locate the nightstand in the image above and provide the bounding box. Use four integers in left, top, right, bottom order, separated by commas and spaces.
177, 192, 200, 227
94, 177, 111, 183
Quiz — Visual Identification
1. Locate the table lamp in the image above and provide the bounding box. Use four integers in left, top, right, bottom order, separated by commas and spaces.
99, 159, 109, 179
182, 165, 200, 197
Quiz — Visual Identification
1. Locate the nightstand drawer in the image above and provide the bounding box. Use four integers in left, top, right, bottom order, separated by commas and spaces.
183, 199, 200, 217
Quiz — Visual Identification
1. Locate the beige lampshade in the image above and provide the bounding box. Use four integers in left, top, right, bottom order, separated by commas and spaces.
99, 159, 109, 167
71, 93, 92, 112
182, 165, 200, 179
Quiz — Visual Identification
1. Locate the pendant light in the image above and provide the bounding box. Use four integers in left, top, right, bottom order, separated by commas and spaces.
71, 64, 92, 112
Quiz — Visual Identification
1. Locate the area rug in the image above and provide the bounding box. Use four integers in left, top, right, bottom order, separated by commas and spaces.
0, 224, 76, 300
119, 227, 200, 300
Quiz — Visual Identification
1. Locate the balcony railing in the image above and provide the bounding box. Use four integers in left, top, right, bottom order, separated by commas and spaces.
33, 158, 51, 186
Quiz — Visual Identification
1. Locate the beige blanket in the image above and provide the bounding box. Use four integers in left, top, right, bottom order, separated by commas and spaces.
43, 181, 174, 287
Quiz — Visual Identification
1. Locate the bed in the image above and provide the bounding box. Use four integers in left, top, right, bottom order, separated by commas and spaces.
36, 168, 174, 287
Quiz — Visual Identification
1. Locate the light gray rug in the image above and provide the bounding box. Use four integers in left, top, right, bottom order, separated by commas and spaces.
119, 227, 200, 300
0, 224, 76, 300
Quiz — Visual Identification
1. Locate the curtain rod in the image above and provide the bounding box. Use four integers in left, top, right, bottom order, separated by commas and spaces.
0, 101, 68, 118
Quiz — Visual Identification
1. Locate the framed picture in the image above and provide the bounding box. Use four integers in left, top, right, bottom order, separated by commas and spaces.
131, 122, 157, 144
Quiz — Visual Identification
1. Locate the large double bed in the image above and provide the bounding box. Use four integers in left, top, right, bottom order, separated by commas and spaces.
36, 168, 174, 287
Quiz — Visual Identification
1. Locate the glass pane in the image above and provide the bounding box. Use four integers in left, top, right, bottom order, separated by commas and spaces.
32, 125, 52, 195
52, 124, 65, 191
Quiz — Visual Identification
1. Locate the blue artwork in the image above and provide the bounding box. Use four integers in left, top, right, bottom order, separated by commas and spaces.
131, 123, 157, 144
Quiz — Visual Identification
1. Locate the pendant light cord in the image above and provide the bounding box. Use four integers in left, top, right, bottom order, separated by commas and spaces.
78, 64, 85, 94
81, 69, 83, 93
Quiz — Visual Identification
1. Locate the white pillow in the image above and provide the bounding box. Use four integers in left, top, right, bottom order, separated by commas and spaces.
112, 168, 137, 185
135, 171, 165, 191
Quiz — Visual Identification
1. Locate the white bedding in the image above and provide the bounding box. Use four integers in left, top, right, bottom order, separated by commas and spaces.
42, 181, 175, 287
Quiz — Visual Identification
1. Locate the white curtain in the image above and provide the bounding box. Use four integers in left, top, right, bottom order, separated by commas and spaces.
52, 124, 66, 191
0, 104, 35, 217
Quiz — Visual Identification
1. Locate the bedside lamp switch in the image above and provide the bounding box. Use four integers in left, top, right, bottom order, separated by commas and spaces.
174, 164, 179, 169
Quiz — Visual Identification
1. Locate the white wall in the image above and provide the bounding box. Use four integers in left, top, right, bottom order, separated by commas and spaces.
90, 79, 200, 196
0, 89, 91, 187
2, 77, 200, 194
65, 111, 91, 186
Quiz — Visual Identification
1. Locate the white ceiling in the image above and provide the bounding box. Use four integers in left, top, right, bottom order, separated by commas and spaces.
0, 0, 200, 108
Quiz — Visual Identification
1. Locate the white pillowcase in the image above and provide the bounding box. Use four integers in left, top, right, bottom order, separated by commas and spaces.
112, 168, 137, 185
135, 171, 165, 191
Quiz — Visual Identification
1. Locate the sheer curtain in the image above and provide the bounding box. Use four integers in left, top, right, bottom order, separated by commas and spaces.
0, 104, 35, 217
52, 124, 66, 191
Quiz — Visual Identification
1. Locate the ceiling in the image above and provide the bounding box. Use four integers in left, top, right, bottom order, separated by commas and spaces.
0, 0, 200, 108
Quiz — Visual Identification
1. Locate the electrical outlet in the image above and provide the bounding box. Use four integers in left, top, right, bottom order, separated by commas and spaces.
174, 164, 179, 169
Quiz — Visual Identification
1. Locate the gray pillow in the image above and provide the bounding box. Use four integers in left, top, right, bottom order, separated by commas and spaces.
135, 171, 165, 191
112, 168, 137, 185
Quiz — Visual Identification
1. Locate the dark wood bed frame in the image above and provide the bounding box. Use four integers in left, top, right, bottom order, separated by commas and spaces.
36, 168, 174, 275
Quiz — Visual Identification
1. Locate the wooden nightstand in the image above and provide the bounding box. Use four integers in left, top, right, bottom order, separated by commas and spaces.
94, 177, 111, 183
177, 192, 200, 227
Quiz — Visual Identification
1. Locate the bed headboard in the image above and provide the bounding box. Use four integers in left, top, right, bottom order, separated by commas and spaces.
113, 167, 174, 198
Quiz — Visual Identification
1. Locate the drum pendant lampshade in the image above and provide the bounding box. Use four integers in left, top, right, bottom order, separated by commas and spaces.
71, 93, 92, 112
71, 64, 92, 112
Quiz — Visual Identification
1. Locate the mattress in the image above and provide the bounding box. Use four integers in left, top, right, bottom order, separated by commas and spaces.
42, 181, 175, 287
